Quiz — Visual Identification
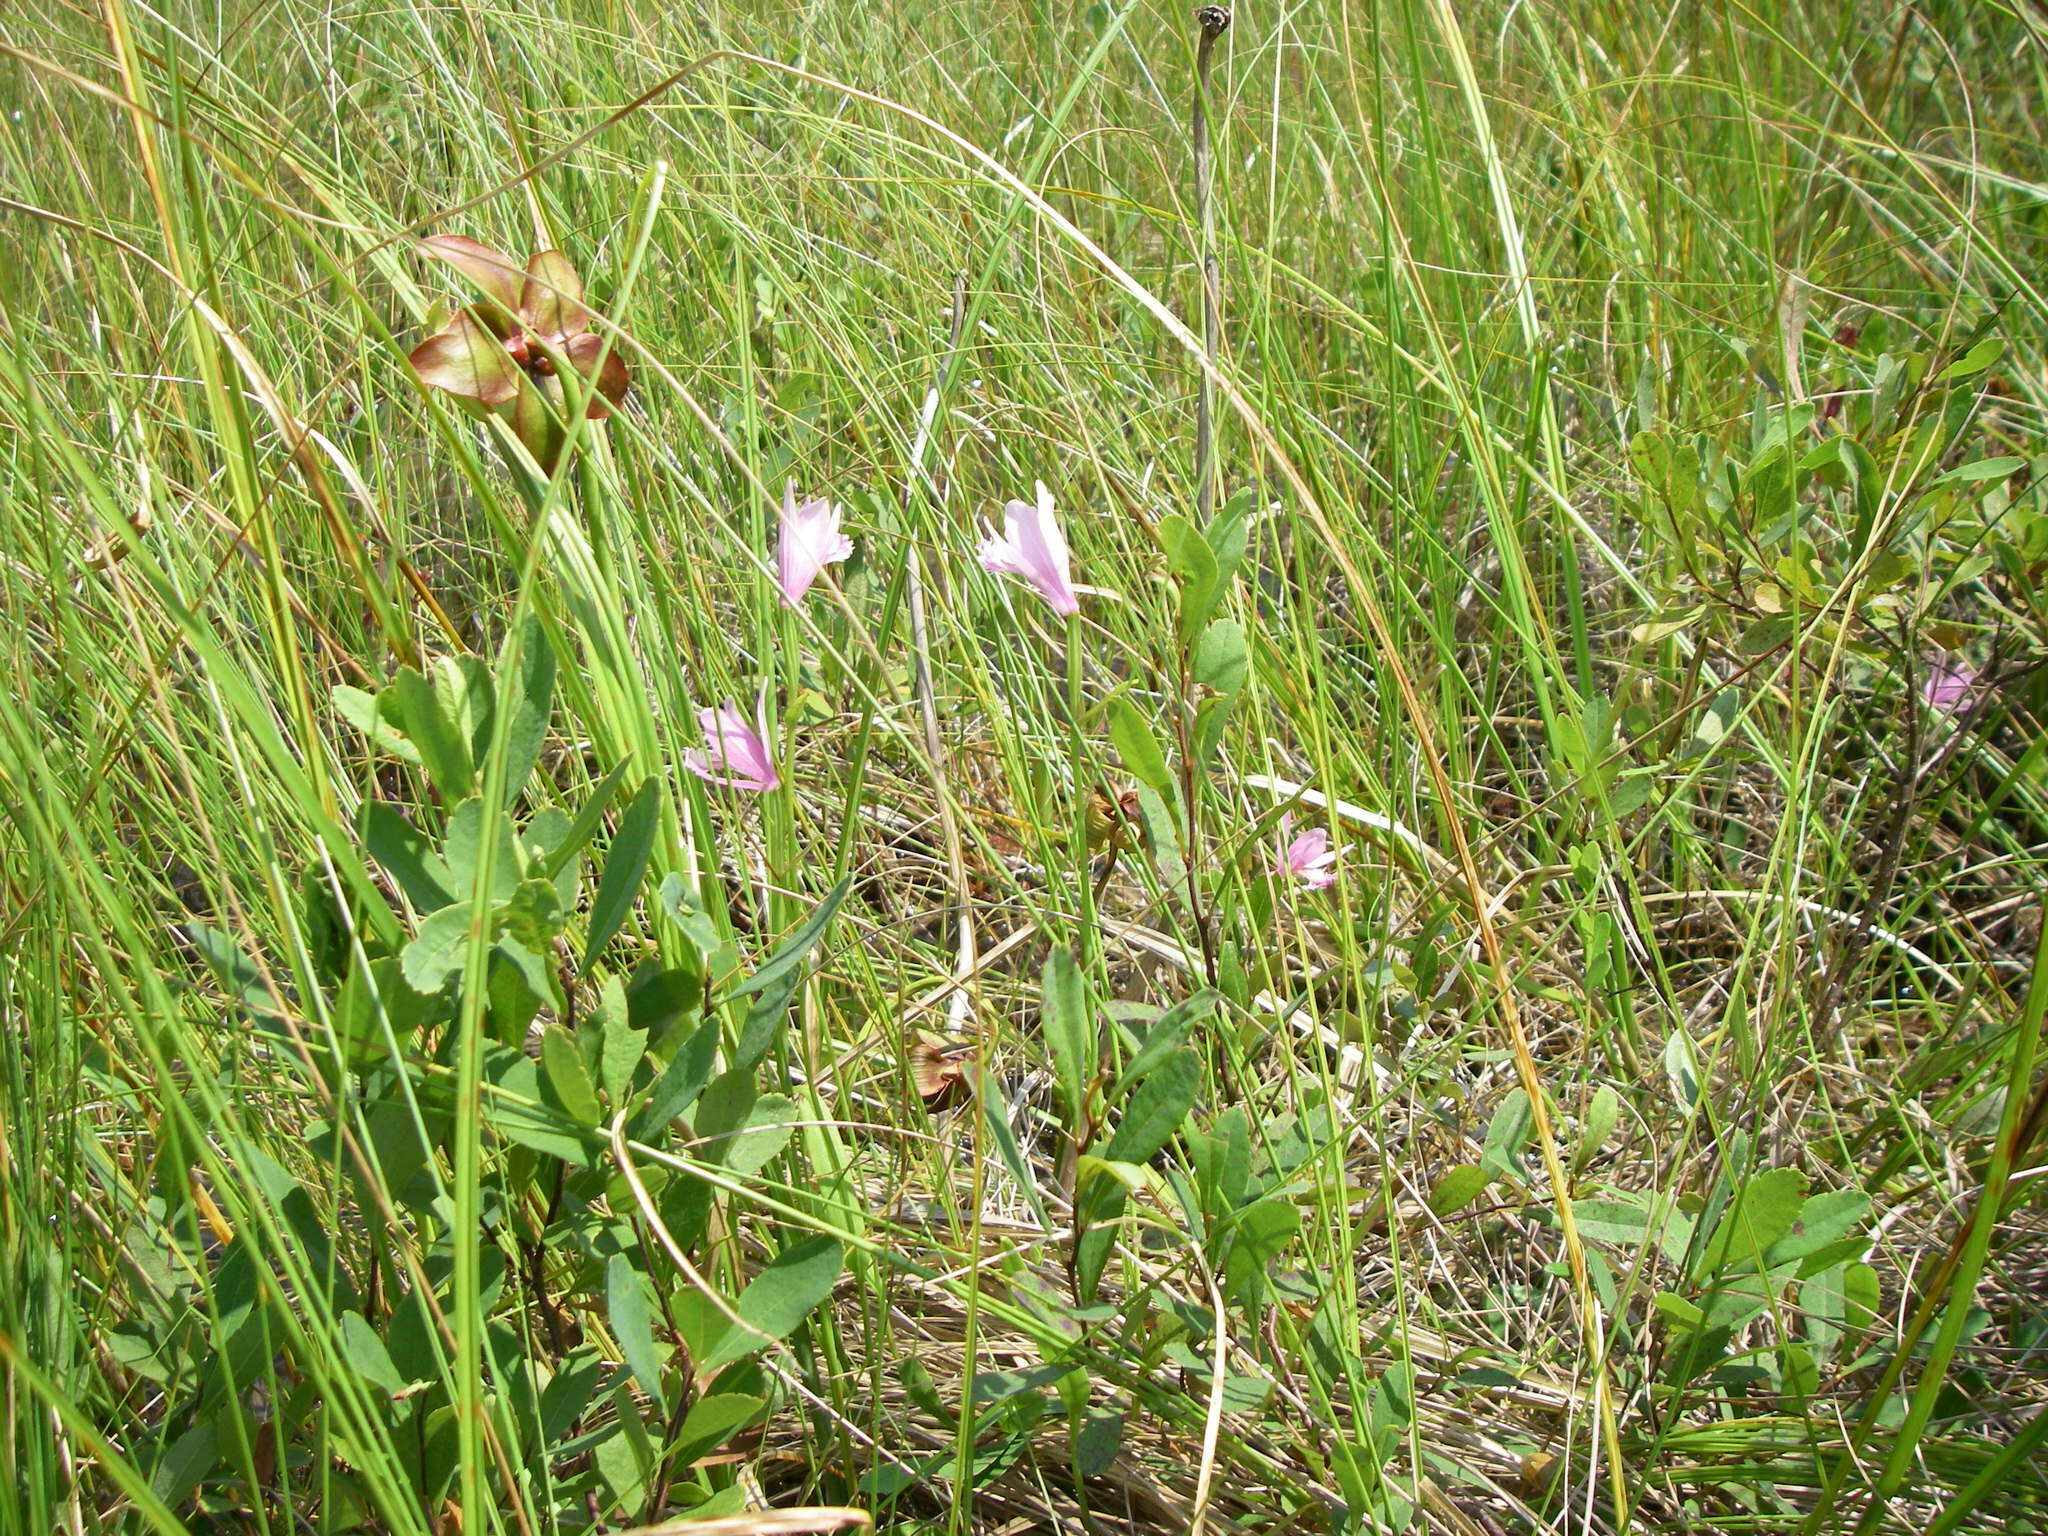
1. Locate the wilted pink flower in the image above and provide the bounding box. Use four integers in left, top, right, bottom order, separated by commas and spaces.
1276, 814, 1344, 890
683, 700, 779, 793
1922, 659, 1976, 715
979, 482, 1079, 617
777, 483, 853, 607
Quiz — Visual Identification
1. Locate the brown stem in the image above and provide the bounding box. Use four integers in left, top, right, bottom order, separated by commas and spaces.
1175, 687, 1220, 987
1179, 6, 1231, 989
1192, 6, 1229, 526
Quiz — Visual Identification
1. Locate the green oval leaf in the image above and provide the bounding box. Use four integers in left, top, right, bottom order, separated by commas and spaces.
1937, 455, 2024, 486
1192, 617, 1248, 696
389, 664, 475, 801
584, 776, 660, 967
700, 1236, 845, 1373
1108, 695, 1175, 806
725, 878, 850, 1003
339, 1312, 405, 1398
401, 903, 474, 993
1428, 1164, 1492, 1217
542, 1024, 603, 1126
669, 1392, 765, 1467
607, 1253, 667, 1408
1041, 949, 1092, 1129
1159, 514, 1221, 640
1101, 1048, 1200, 1165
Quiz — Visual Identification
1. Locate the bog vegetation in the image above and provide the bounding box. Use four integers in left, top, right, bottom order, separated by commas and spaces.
3, 1, 2047, 1533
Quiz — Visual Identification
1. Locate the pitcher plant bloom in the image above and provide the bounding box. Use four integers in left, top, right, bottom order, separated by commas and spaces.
683, 700, 780, 793
777, 484, 853, 607
979, 481, 1079, 617
408, 235, 629, 471
1276, 813, 1344, 891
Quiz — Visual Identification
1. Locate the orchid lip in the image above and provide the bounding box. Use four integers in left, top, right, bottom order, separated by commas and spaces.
683, 700, 780, 793
777, 483, 854, 607
980, 481, 1079, 615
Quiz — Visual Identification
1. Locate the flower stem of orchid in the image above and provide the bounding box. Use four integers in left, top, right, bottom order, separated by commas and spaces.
1065, 612, 1100, 971
773, 595, 801, 910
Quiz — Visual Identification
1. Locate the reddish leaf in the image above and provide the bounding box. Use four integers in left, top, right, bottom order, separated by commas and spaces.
564, 332, 629, 409
520, 250, 587, 341
408, 312, 520, 405
420, 235, 523, 335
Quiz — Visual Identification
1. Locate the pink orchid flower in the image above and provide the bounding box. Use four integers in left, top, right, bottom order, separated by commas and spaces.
979, 482, 1079, 617
1276, 813, 1345, 891
683, 700, 780, 793
1922, 658, 1976, 715
777, 483, 853, 607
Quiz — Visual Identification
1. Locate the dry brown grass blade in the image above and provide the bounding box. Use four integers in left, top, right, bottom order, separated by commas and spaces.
611, 1509, 872, 1536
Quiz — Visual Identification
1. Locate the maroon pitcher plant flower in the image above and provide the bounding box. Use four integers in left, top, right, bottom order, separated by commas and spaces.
408, 235, 629, 471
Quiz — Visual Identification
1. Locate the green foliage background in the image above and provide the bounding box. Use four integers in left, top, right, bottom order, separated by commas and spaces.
4, 0, 2048, 1532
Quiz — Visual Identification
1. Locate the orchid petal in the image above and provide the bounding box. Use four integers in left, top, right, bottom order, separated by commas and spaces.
563, 332, 630, 409
777, 484, 854, 606
509, 372, 568, 470
1276, 814, 1345, 890
1922, 659, 1976, 715
683, 701, 780, 793
979, 481, 1079, 615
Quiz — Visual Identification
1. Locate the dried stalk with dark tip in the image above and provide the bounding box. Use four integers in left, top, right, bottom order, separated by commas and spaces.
1193, 5, 1229, 525
1178, 5, 1232, 986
